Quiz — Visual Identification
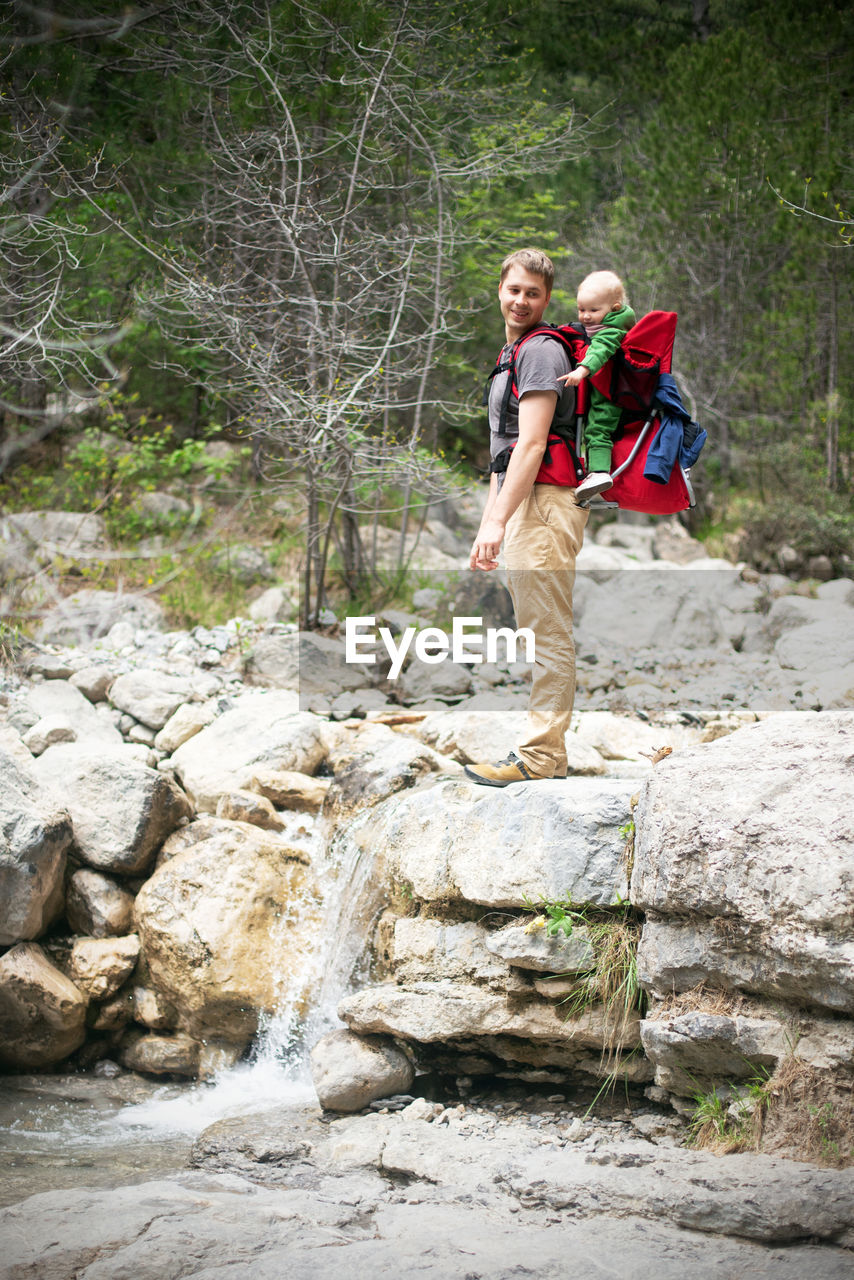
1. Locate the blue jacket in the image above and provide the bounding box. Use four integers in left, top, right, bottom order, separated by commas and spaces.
643, 373, 707, 484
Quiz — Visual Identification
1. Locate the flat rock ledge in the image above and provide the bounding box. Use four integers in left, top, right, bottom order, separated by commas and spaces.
2, 1102, 853, 1280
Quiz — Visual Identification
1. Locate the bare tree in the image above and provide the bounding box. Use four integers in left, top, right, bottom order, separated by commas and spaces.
73, 0, 587, 624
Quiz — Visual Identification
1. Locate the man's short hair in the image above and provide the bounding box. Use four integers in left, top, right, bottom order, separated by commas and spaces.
499, 249, 555, 292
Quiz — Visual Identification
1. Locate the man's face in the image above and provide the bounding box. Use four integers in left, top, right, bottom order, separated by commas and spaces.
498, 265, 551, 341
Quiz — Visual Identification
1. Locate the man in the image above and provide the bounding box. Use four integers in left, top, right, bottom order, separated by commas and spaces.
464, 248, 589, 787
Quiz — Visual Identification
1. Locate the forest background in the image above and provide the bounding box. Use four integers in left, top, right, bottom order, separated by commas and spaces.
1, 0, 852, 630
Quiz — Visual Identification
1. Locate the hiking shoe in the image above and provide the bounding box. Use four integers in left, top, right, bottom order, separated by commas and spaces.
464, 751, 547, 787
575, 471, 614, 502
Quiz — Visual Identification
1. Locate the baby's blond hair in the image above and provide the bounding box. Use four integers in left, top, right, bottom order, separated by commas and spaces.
578, 270, 629, 310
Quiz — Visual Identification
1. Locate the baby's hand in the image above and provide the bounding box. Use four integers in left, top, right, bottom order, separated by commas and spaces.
558, 365, 589, 387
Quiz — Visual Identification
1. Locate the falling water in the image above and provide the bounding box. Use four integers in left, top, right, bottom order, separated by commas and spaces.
0, 804, 387, 1205
113, 803, 387, 1136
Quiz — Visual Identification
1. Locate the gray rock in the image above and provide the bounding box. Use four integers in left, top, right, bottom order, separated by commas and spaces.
323, 721, 460, 819
632, 711, 854, 1013
21, 714, 77, 754
310, 1029, 414, 1112
153, 700, 219, 753
167, 691, 327, 813
66, 868, 136, 937
36, 589, 165, 646
0, 942, 87, 1068
484, 922, 594, 973
68, 664, 116, 703
345, 776, 633, 910
244, 630, 374, 696
210, 543, 275, 583
0, 747, 72, 945
15, 679, 123, 748
33, 745, 193, 876
6, 510, 105, 555
109, 669, 196, 730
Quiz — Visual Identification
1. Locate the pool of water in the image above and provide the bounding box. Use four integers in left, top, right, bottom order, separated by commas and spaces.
0, 1059, 318, 1209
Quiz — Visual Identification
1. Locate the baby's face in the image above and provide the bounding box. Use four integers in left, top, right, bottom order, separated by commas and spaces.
577, 287, 615, 326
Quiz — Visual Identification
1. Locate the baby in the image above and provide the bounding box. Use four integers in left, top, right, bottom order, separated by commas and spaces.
561, 270, 635, 502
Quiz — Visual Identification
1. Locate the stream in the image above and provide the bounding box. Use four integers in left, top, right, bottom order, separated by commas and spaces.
0, 805, 384, 1211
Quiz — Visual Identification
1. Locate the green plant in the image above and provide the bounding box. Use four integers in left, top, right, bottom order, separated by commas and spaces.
808, 1102, 841, 1162
0, 621, 27, 671
521, 893, 647, 1048
618, 820, 635, 842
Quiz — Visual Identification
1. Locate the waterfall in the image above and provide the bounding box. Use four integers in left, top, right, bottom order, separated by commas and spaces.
115, 805, 386, 1137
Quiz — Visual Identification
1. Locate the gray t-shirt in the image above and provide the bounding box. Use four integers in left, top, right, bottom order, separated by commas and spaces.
488, 332, 577, 471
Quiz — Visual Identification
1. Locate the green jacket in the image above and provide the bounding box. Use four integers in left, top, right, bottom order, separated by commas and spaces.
579, 304, 636, 375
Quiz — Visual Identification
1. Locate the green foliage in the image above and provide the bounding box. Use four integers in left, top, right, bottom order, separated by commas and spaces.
521, 893, 647, 1038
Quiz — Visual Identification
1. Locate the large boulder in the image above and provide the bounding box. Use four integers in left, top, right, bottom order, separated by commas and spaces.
134, 819, 323, 1044
340, 776, 634, 910
167, 691, 327, 813
0, 942, 88, 1068
0, 747, 72, 945
33, 745, 193, 876
632, 711, 854, 1014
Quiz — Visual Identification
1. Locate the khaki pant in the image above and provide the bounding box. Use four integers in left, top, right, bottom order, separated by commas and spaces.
503, 484, 588, 777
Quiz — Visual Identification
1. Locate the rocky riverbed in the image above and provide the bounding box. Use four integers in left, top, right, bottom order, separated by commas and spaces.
1, 509, 853, 1273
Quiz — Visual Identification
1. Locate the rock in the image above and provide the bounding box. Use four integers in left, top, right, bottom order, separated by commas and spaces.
244, 629, 374, 695
119, 1029, 201, 1077
484, 922, 594, 974
14, 679, 123, 748
310, 1029, 414, 1112
0, 942, 87, 1068
167, 691, 327, 813
132, 984, 176, 1031
66, 869, 136, 937
134, 820, 322, 1043
338, 982, 643, 1069
69, 664, 116, 703
210, 543, 275, 583
33, 745, 193, 876
390, 918, 527, 991
35, 588, 165, 645
136, 490, 191, 519
153, 699, 219, 753
651, 520, 707, 563
109, 669, 196, 730
344, 776, 633, 910
632, 710, 854, 1013
216, 789, 285, 831
573, 711, 700, 761
0, 747, 72, 945
416, 704, 606, 775
247, 767, 331, 814
396, 658, 474, 704
68, 935, 141, 1000
640, 999, 854, 1096
248, 586, 297, 623
21, 714, 77, 755
6, 510, 105, 555
323, 722, 459, 818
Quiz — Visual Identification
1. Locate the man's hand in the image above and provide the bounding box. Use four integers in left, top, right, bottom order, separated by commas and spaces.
559, 365, 589, 387
470, 517, 505, 571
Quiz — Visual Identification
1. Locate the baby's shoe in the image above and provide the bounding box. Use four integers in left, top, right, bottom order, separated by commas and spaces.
575, 471, 614, 502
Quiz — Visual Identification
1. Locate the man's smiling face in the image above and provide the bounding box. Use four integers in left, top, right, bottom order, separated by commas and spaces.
498, 265, 551, 342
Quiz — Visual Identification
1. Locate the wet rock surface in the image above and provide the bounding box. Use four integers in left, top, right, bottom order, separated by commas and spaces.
1, 1084, 852, 1279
